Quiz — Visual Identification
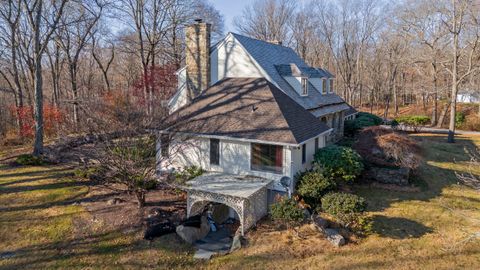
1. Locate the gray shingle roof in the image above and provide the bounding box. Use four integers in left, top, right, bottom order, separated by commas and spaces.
164, 78, 330, 145
231, 33, 346, 111
344, 105, 358, 117
275, 64, 329, 78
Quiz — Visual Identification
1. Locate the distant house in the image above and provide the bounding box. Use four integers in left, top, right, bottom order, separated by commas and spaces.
156, 20, 353, 235
457, 91, 480, 103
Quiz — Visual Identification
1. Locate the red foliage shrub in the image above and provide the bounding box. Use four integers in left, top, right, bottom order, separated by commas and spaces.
131, 63, 177, 103
9, 104, 64, 139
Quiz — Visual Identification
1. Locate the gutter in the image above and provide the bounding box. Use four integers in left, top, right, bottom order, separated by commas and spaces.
156, 128, 333, 148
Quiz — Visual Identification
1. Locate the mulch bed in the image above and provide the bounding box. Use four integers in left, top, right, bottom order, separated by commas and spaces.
72, 183, 187, 237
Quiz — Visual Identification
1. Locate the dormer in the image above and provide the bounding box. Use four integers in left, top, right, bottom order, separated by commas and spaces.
276, 64, 333, 96
275, 64, 310, 96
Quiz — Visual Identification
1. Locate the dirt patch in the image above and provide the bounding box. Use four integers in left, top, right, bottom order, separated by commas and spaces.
72, 183, 187, 237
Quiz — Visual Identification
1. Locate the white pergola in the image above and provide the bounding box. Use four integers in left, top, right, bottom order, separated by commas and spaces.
182, 173, 273, 235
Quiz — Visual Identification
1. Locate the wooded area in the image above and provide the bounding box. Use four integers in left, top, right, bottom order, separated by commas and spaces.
1, 0, 479, 154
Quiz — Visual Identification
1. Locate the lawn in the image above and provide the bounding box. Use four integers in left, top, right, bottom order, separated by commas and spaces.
1, 134, 480, 269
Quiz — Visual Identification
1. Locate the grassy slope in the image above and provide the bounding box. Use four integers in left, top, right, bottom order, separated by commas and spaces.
1, 134, 479, 269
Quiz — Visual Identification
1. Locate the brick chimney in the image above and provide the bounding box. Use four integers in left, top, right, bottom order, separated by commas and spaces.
185, 19, 211, 99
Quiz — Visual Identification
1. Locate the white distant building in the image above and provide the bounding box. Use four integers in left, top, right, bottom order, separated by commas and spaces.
457, 90, 480, 103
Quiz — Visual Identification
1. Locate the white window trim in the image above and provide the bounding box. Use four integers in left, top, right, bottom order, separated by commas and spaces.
321, 78, 327, 94
301, 77, 308, 96
329, 78, 334, 93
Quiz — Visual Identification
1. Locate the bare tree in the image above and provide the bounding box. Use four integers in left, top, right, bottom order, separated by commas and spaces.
234, 0, 296, 44
57, 0, 104, 125
91, 29, 115, 92
0, 0, 24, 135
21, 0, 68, 156
400, 0, 448, 126
439, 0, 480, 143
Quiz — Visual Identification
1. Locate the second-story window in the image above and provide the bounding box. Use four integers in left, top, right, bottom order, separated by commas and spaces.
301, 77, 308, 96
322, 79, 327, 94
330, 79, 334, 93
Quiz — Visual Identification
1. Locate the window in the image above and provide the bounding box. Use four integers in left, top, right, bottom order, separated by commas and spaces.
322, 79, 327, 94
302, 144, 306, 164
251, 143, 283, 173
338, 113, 342, 129
301, 77, 308, 96
160, 134, 169, 158
321, 117, 327, 124
331, 116, 335, 128
315, 138, 319, 151
329, 79, 334, 93
210, 139, 219, 165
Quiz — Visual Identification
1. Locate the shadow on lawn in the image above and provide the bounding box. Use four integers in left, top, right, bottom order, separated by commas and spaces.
0, 166, 73, 180
0, 227, 195, 269
371, 215, 433, 239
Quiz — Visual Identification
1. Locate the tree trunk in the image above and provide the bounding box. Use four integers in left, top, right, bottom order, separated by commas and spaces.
431, 63, 438, 126
67, 61, 80, 125
136, 191, 146, 208
32, 1, 44, 156
448, 3, 459, 144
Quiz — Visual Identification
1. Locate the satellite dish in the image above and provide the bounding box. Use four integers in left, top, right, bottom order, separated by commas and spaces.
280, 177, 291, 188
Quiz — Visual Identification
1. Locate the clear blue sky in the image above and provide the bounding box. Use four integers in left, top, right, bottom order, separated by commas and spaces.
209, 0, 256, 32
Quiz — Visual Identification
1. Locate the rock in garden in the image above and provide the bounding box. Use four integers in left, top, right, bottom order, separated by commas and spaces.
368, 167, 410, 186
176, 215, 210, 244
324, 228, 345, 247
144, 221, 176, 240
312, 214, 329, 230
230, 234, 243, 252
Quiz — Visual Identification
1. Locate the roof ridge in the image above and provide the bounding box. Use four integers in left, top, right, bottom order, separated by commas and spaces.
230, 32, 291, 49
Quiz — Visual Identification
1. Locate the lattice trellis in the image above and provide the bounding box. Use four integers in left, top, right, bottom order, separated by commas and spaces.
186, 186, 269, 235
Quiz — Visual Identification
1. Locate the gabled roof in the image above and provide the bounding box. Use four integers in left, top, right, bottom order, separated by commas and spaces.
163, 78, 331, 145
230, 33, 345, 111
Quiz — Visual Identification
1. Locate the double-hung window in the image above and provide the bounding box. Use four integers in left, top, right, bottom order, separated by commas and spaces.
322, 79, 327, 94
251, 143, 283, 174
301, 77, 308, 96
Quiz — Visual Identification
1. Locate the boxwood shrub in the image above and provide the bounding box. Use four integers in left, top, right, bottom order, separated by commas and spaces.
321, 192, 367, 227
313, 145, 364, 183
344, 112, 384, 136
296, 171, 336, 208
395, 115, 430, 132
270, 197, 305, 227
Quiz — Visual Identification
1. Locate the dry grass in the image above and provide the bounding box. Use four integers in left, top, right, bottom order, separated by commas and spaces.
0, 164, 196, 269
1, 134, 480, 269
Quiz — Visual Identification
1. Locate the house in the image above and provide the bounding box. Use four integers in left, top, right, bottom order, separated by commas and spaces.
156, 20, 352, 235
457, 90, 480, 104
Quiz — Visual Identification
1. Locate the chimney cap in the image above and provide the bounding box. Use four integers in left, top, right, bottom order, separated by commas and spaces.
194, 18, 203, 23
